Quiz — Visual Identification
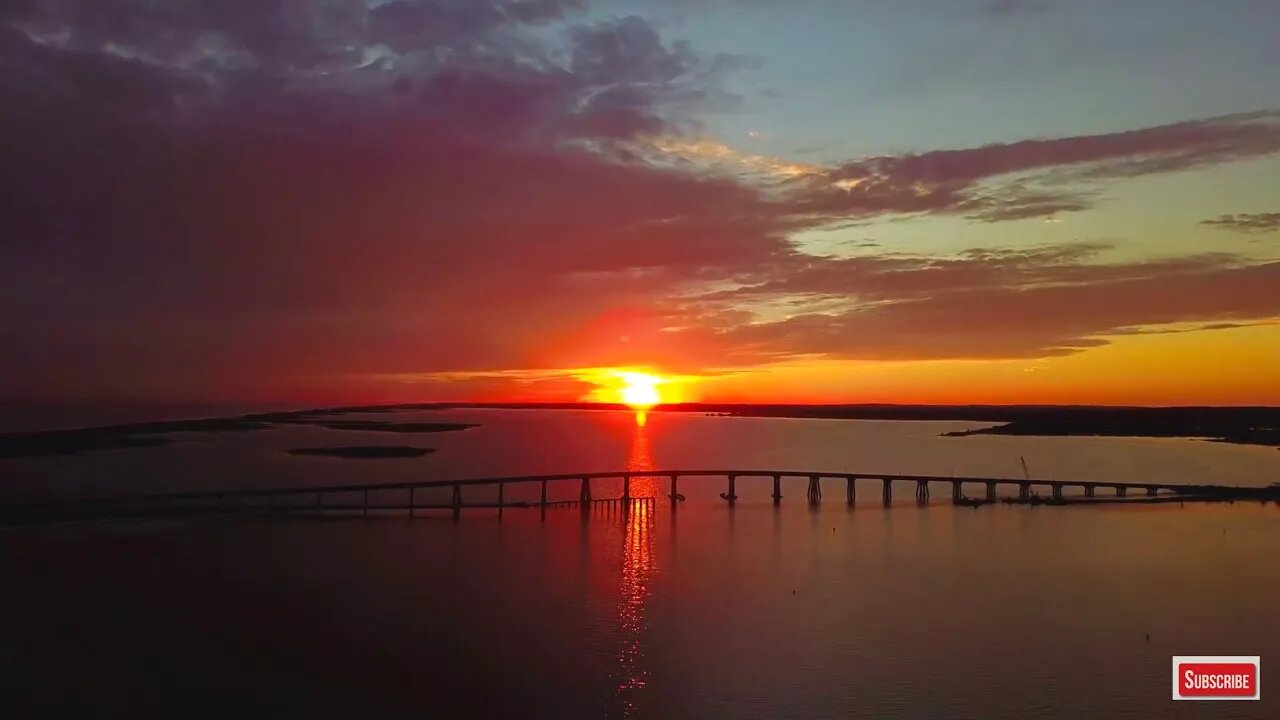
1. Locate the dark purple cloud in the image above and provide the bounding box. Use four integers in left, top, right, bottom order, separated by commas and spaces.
11, 0, 585, 65
0, 2, 777, 398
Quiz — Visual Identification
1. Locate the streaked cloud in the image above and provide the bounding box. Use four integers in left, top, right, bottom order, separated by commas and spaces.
638, 135, 821, 180
1202, 212, 1280, 233
679, 251, 1280, 362
784, 112, 1280, 223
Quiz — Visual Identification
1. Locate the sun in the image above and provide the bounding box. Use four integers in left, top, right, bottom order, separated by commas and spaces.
617, 371, 662, 409
580, 368, 692, 409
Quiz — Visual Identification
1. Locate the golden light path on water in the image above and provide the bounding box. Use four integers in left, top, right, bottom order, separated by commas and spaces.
614, 411, 658, 717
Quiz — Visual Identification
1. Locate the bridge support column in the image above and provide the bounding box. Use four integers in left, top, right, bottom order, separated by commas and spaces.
669, 475, 680, 505
1051, 484, 1063, 501
364, 489, 369, 518
915, 480, 928, 501
951, 481, 962, 502
882, 479, 892, 504
623, 475, 631, 502
451, 484, 462, 521
1117, 486, 1127, 498
1146, 487, 1157, 497
580, 477, 592, 503
772, 475, 783, 504
1084, 484, 1095, 498
498, 483, 505, 518
540, 480, 547, 507
846, 477, 855, 505
724, 475, 738, 503
409, 487, 415, 518
1018, 482, 1030, 500
807, 475, 822, 504
985, 481, 997, 502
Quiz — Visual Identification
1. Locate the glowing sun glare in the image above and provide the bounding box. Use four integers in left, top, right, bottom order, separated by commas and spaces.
618, 372, 662, 409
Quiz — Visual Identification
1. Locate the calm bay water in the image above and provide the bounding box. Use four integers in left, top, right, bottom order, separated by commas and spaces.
2, 409, 1278, 718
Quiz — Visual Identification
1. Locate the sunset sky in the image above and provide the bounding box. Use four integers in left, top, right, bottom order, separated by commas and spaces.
2, 0, 1278, 406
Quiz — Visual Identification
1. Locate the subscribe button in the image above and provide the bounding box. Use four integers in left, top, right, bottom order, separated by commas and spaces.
1173, 656, 1261, 700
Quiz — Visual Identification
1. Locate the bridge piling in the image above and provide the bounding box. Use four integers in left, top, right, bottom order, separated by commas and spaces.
951, 481, 962, 503
846, 476, 855, 505
580, 477, 592, 503
1051, 485, 1063, 501
807, 475, 822, 504
498, 483, 505, 519
723, 475, 738, 503
623, 475, 631, 502
451, 484, 462, 520
1117, 486, 1128, 497
772, 475, 783, 504
669, 474, 680, 505
985, 481, 996, 502
1084, 484, 1095, 498
1018, 482, 1030, 500
1146, 487, 1157, 497
882, 479, 892, 504
409, 486, 415, 518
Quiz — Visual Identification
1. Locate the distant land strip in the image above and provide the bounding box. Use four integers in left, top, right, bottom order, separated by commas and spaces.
287, 446, 434, 459
0, 408, 477, 458
454, 403, 1280, 448
0, 403, 1276, 457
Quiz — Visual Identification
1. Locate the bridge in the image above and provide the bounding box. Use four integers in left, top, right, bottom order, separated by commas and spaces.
2, 470, 1276, 526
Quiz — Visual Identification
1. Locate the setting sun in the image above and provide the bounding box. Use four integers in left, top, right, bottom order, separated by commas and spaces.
578, 368, 699, 408
618, 372, 662, 409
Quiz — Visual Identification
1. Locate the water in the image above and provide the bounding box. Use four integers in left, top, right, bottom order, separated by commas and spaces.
3, 408, 1277, 500
1, 409, 1277, 718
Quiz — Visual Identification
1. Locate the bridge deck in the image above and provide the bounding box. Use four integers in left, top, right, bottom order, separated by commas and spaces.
2, 470, 1274, 526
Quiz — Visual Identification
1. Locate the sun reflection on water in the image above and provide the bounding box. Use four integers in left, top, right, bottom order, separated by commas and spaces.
614, 414, 658, 717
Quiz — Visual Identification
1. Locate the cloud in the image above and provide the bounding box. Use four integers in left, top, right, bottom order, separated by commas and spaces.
1108, 320, 1278, 336
694, 243, 1257, 314
0, 3, 783, 397
1201, 212, 1280, 233
4, 2, 743, 144
959, 191, 1091, 223
637, 135, 822, 181
2, 1, 1279, 401
683, 253, 1280, 362
11, 0, 586, 66
784, 111, 1280, 222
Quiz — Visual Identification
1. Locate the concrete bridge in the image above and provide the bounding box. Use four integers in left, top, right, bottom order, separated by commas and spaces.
2, 470, 1275, 526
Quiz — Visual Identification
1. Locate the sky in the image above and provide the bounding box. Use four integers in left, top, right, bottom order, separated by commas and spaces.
1, 0, 1278, 407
